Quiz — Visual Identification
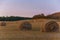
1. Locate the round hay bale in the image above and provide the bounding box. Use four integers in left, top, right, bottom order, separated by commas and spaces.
45, 21, 59, 32
20, 22, 32, 31
1, 21, 6, 26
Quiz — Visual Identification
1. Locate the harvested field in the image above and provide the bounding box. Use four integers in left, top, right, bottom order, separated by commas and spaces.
0, 30, 60, 40
0, 19, 60, 40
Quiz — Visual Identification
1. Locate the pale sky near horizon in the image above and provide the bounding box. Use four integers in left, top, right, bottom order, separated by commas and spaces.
0, 0, 60, 17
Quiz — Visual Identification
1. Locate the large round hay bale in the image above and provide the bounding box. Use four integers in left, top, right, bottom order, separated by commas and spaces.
1, 21, 6, 26
45, 21, 59, 32
20, 21, 32, 31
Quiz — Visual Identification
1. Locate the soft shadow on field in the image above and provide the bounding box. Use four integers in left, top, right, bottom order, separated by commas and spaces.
0, 29, 60, 40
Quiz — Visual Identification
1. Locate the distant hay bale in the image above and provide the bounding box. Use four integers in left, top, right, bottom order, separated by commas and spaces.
45, 21, 59, 32
20, 21, 32, 31
1, 21, 6, 26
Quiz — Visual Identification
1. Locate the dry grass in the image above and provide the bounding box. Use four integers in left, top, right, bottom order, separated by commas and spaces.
0, 19, 60, 40
0, 27, 60, 40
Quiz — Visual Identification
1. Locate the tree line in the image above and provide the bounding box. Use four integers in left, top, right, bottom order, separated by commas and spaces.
0, 13, 59, 21
0, 16, 32, 21
33, 14, 59, 19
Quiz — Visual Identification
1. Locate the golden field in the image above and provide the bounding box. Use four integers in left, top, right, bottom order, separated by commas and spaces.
0, 19, 60, 40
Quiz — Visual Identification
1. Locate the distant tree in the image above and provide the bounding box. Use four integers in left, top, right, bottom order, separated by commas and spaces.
33, 13, 45, 19
40, 14, 45, 16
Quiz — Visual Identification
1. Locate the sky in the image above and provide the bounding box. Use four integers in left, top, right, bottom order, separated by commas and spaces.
0, 0, 60, 17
